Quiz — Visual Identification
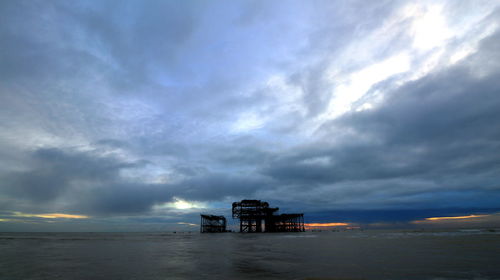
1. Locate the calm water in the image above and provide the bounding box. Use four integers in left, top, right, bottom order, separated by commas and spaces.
1, 230, 499, 280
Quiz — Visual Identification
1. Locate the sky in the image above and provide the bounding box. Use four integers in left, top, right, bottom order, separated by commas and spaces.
1, 0, 500, 231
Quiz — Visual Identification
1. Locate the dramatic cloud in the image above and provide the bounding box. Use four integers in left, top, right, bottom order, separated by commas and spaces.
1, 0, 500, 231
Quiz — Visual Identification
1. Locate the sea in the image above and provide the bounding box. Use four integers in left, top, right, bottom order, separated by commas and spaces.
1, 229, 499, 280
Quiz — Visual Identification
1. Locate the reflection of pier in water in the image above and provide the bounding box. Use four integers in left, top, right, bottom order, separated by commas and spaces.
200, 199, 305, 233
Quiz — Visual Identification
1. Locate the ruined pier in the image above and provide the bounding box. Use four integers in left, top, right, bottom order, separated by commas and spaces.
200, 214, 227, 233
200, 199, 304, 233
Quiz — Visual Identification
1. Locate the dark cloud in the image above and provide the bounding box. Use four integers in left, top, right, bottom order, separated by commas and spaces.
0, 148, 148, 211
0, 146, 266, 216
176, 173, 270, 201
77, 182, 173, 215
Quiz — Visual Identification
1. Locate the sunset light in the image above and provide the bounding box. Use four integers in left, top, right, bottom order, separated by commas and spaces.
412, 214, 491, 224
305, 223, 350, 227
13, 212, 89, 219
424, 214, 489, 221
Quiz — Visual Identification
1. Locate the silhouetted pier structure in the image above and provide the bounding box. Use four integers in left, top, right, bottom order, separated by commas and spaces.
232, 199, 305, 233
199, 200, 304, 233
200, 214, 227, 233
268, 213, 305, 232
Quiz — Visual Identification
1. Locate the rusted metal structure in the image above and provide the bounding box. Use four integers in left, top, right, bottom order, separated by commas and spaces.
268, 213, 305, 232
200, 214, 227, 233
232, 199, 305, 233
231, 200, 277, 232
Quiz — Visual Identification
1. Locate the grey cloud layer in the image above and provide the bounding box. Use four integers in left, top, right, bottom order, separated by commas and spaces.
262, 31, 500, 208
1, 1, 500, 228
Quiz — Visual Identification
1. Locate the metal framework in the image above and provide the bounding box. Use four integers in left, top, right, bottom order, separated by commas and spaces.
232, 199, 304, 233
200, 214, 227, 233
269, 213, 305, 232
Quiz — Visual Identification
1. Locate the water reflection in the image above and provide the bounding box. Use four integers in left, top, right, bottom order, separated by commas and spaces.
0, 230, 499, 279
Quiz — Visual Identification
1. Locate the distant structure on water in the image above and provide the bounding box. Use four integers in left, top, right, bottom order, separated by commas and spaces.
200, 214, 227, 233
200, 199, 305, 233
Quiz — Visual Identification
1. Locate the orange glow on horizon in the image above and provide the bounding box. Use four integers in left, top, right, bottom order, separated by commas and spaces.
424, 214, 488, 221
305, 222, 349, 227
13, 212, 89, 219
412, 214, 490, 224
